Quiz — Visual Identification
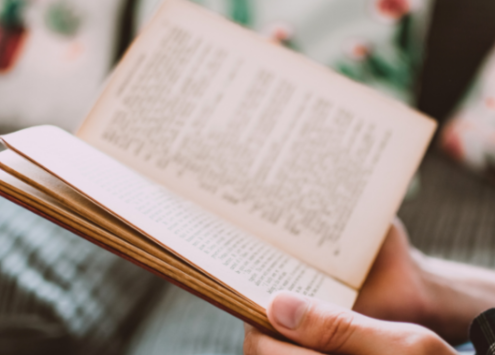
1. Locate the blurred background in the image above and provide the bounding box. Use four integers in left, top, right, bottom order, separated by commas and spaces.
1, 0, 495, 354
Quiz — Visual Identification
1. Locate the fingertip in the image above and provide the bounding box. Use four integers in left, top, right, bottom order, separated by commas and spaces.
266, 291, 289, 323
267, 293, 363, 353
267, 290, 288, 309
268, 291, 310, 311
267, 291, 310, 331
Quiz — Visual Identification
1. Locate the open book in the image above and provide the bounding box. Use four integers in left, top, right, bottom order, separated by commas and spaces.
0, 0, 435, 335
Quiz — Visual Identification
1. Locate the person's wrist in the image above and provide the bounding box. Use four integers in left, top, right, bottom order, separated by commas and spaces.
412, 251, 472, 344
407, 249, 439, 327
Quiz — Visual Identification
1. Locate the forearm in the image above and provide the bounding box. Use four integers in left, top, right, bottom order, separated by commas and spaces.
417, 251, 495, 344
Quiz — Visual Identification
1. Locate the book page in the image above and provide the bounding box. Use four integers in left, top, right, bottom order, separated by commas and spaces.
0, 149, 141, 238
77, 0, 435, 288
0, 164, 276, 331
1, 126, 357, 309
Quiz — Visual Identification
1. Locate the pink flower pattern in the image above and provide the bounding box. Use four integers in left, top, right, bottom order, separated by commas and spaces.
343, 38, 372, 61
373, 0, 411, 22
261, 21, 295, 45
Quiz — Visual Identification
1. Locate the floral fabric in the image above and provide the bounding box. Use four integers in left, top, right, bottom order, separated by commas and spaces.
0, 0, 125, 133
441, 46, 495, 178
136, 0, 434, 105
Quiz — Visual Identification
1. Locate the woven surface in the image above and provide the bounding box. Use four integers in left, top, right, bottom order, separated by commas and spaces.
126, 285, 245, 355
0, 197, 163, 355
399, 150, 495, 268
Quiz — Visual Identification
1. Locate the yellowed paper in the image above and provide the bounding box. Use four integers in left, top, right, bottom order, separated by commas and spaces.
0, 167, 276, 331
77, 0, 435, 288
1, 126, 357, 309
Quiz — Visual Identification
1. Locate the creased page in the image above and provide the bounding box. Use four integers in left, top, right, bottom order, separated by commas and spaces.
77, 0, 435, 288
1, 126, 356, 309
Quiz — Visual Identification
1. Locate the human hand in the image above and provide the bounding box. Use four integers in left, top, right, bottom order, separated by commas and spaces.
244, 291, 457, 355
353, 218, 495, 344
352, 218, 431, 325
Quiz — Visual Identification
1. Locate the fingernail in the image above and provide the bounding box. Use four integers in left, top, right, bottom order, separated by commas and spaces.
270, 292, 309, 330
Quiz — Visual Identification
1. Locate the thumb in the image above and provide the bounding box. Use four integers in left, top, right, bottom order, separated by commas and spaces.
267, 291, 453, 355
